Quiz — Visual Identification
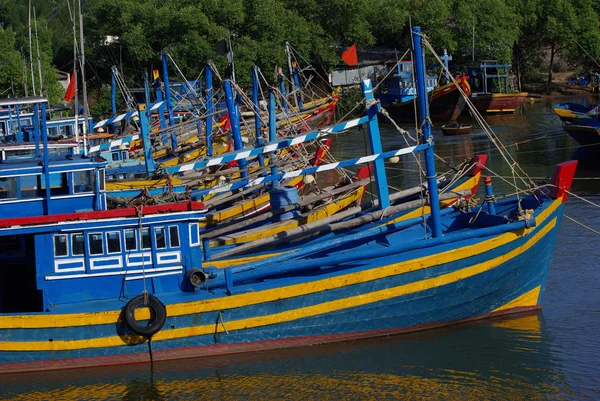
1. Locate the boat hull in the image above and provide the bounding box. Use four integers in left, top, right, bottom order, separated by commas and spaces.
0, 198, 564, 373
469, 93, 527, 114
563, 123, 600, 146
382, 80, 469, 123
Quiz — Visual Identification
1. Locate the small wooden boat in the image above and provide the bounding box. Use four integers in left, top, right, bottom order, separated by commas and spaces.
441, 123, 472, 136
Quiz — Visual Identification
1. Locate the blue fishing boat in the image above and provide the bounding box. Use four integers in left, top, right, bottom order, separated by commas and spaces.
0, 28, 577, 374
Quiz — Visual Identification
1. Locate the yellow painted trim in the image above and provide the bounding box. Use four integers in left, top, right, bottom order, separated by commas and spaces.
491, 93, 528, 98
493, 286, 541, 312
215, 187, 364, 245
0, 199, 562, 331
487, 109, 516, 113
0, 218, 557, 351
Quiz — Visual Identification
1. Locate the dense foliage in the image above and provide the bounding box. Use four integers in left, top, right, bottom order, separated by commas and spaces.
1, 0, 599, 105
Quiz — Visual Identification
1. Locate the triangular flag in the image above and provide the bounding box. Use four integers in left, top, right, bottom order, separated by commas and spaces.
64, 71, 76, 102
341, 44, 358, 66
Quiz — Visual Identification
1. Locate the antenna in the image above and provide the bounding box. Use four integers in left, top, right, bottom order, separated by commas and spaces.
472, 15, 475, 62
33, 7, 43, 96
78, 0, 89, 154
28, 0, 36, 95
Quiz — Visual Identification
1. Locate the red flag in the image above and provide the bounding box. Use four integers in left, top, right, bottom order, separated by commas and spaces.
341, 44, 358, 66
64, 71, 76, 102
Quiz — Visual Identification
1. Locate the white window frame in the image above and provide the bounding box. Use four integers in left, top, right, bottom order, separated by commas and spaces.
105, 231, 122, 254
53, 234, 69, 258
87, 232, 105, 256
124, 228, 138, 251
140, 227, 152, 250
168, 225, 180, 248
71, 233, 85, 256
154, 226, 167, 250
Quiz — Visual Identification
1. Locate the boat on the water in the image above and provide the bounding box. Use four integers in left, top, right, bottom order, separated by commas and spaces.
377, 58, 471, 122
0, 27, 577, 374
464, 61, 528, 114
441, 123, 472, 136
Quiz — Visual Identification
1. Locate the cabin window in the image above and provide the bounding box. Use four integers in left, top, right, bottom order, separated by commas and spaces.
73, 170, 95, 193
141, 228, 151, 249
125, 229, 137, 251
189, 222, 200, 246
169, 226, 180, 248
20, 175, 38, 199
40, 173, 69, 196
99, 170, 105, 190
111, 152, 120, 161
0, 177, 17, 200
88, 233, 104, 255
121, 151, 128, 160
53, 235, 68, 257
72, 234, 84, 256
155, 227, 166, 249
47, 127, 59, 138
106, 231, 121, 254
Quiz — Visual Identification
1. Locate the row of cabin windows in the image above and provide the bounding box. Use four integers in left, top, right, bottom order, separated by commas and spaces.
0, 170, 104, 200
53, 226, 180, 257
106, 172, 146, 181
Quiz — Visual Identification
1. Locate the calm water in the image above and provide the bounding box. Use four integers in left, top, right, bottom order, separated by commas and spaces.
2, 97, 600, 400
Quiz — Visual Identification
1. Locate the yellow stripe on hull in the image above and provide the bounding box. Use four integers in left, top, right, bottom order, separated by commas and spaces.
493, 286, 541, 312
0, 199, 562, 331
0, 217, 557, 351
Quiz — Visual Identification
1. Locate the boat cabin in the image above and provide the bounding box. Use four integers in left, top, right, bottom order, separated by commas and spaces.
0, 96, 206, 313
377, 60, 437, 104
467, 60, 511, 95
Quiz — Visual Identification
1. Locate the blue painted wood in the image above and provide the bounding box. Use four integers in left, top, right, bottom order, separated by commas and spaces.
205, 63, 214, 157
361, 79, 389, 209
138, 104, 156, 174
0, 199, 563, 366
413, 26, 442, 238
161, 50, 175, 127
111, 66, 117, 133
292, 64, 303, 109
224, 79, 248, 178
252, 66, 265, 167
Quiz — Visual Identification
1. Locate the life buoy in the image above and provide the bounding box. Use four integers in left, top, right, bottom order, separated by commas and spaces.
124, 294, 167, 338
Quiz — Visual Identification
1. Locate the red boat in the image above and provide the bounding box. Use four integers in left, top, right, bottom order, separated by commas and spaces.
464, 61, 527, 115
469, 92, 528, 114
381, 75, 471, 122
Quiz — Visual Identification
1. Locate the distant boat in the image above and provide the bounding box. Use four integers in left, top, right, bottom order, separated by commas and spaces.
376, 59, 471, 122
563, 120, 600, 146
464, 61, 528, 114
552, 102, 598, 123
441, 123, 472, 136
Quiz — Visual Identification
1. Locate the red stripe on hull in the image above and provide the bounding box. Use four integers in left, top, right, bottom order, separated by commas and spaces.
0, 305, 540, 375
0, 201, 205, 229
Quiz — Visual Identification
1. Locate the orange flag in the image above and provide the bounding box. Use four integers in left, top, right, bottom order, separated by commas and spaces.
64, 71, 76, 102
342, 44, 358, 66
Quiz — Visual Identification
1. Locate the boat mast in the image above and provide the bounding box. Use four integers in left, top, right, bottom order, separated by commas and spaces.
227, 29, 236, 83
33, 7, 43, 96
285, 42, 297, 108
78, 0, 89, 154
28, 0, 36, 95
472, 16, 475, 62
412, 26, 442, 238
68, 0, 79, 150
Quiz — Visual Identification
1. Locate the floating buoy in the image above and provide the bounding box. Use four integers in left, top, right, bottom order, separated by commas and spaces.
303, 175, 315, 185
124, 294, 167, 338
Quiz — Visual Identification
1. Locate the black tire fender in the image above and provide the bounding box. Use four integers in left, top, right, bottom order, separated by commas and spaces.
124, 294, 167, 338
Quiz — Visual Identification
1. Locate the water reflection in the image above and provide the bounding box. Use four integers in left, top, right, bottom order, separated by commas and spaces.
0, 314, 575, 400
